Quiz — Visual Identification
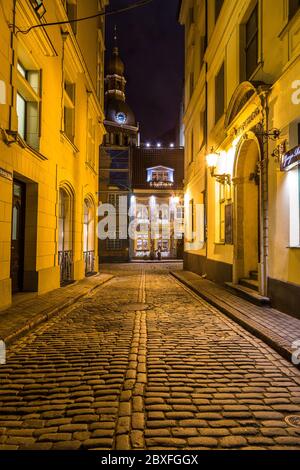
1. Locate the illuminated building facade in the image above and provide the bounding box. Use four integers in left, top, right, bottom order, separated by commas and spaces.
0, 0, 108, 309
131, 146, 184, 260
180, 0, 300, 316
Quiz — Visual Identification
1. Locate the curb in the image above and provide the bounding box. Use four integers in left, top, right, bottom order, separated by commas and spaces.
3, 274, 114, 346
170, 271, 299, 371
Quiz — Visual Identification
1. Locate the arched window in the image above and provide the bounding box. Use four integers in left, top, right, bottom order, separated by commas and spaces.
83, 198, 95, 274
58, 187, 73, 284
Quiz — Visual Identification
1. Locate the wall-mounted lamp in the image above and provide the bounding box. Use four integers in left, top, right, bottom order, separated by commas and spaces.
256, 128, 281, 141
206, 148, 231, 184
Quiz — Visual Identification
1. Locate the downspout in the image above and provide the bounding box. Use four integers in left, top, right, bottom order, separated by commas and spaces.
204, 0, 208, 266
8, 0, 17, 131
260, 89, 270, 297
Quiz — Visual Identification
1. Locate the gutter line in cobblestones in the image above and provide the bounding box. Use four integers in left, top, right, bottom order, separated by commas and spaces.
115, 270, 148, 450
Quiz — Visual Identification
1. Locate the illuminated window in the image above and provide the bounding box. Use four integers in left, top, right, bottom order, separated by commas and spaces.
64, 81, 76, 143
215, 62, 225, 124
16, 61, 41, 149
16, 93, 26, 139
219, 183, 226, 243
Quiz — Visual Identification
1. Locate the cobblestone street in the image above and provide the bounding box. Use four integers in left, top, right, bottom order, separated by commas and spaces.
1, 263, 300, 450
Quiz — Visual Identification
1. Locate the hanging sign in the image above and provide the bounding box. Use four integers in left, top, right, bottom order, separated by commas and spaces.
281, 145, 300, 171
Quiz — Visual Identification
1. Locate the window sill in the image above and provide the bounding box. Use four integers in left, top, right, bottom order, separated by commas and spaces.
214, 242, 225, 246
85, 161, 97, 175
287, 245, 300, 249
60, 131, 79, 153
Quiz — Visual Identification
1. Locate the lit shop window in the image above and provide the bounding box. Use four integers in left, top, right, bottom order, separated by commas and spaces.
16, 61, 41, 150
289, 166, 300, 247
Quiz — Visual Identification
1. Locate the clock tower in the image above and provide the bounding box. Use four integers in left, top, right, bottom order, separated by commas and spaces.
103, 28, 139, 147
99, 29, 139, 263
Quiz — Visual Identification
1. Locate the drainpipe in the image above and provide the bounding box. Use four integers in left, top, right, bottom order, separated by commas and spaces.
8, 0, 17, 131
259, 88, 270, 297
204, 0, 208, 268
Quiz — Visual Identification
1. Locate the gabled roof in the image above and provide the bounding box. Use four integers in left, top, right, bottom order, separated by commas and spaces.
147, 166, 174, 172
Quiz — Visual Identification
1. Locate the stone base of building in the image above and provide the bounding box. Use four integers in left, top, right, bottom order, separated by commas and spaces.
183, 252, 233, 285
268, 278, 300, 319
0, 278, 12, 311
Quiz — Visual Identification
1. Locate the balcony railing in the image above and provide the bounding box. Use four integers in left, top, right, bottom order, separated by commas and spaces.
58, 250, 73, 284
84, 250, 95, 275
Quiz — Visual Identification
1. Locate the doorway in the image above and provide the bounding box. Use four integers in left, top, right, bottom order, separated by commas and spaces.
233, 138, 261, 290
11, 180, 26, 293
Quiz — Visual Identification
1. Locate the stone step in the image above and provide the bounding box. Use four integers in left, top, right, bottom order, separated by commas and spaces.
225, 282, 270, 307
239, 278, 259, 292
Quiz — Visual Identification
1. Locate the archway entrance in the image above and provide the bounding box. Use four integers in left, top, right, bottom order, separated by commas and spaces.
83, 198, 95, 275
233, 138, 261, 292
58, 187, 73, 284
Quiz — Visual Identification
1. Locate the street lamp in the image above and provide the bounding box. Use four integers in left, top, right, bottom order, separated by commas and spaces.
206, 148, 231, 184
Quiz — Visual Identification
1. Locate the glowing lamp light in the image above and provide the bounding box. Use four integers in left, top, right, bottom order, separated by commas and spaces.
146, 142, 151, 148
170, 143, 174, 148
206, 149, 219, 171
157, 143, 161, 148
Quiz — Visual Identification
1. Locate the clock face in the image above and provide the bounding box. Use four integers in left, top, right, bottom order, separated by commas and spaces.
116, 112, 127, 124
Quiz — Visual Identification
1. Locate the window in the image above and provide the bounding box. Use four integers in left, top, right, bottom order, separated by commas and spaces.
215, 0, 224, 22
16, 93, 26, 139
190, 72, 194, 99
87, 116, 96, 168
199, 111, 206, 149
190, 129, 194, 163
217, 182, 232, 243
64, 0, 77, 34
215, 62, 225, 124
245, 4, 259, 80
189, 6, 194, 28
63, 81, 75, 143
16, 61, 41, 149
219, 183, 226, 243
289, 0, 300, 19
30, 0, 46, 18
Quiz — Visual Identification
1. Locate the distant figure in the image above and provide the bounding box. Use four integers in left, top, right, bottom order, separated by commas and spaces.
157, 246, 162, 261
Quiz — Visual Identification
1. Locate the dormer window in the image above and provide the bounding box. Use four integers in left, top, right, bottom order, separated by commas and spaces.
147, 166, 174, 187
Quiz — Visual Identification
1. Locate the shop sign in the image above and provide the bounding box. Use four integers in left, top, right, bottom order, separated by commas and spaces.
281, 145, 300, 171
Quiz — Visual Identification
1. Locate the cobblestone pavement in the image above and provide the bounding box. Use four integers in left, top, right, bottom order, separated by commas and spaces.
1, 263, 300, 450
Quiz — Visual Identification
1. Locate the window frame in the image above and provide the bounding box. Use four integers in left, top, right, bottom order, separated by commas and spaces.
245, 3, 259, 80
215, 61, 225, 124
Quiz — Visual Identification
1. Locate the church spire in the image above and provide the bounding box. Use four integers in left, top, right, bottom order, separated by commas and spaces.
106, 27, 126, 101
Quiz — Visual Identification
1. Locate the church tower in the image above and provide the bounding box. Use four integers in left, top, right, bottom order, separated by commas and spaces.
99, 29, 138, 263
103, 27, 139, 147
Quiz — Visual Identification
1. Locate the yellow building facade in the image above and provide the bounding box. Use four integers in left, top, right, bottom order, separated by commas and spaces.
180, 0, 300, 316
0, 0, 108, 309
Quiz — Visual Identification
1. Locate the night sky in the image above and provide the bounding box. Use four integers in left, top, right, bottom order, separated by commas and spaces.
106, 0, 184, 143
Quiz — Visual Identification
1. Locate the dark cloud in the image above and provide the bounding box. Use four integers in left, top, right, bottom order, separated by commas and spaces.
106, 0, 184, 142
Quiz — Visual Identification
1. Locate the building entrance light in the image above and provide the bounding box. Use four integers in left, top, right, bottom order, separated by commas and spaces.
206, 147, 231, 184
